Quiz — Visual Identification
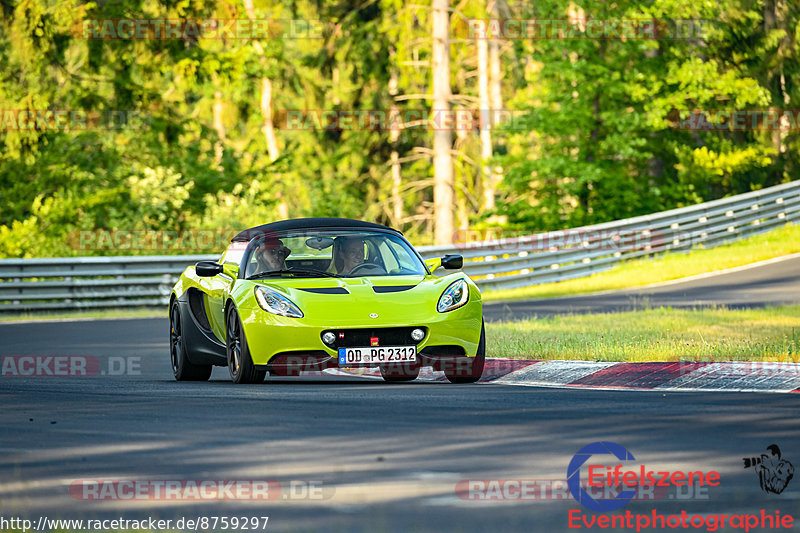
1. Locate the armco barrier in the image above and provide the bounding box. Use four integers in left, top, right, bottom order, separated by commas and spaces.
0, 180, 798, 311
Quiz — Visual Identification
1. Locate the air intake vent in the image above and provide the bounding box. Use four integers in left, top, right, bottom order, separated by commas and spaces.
187, 288, 211, 330
297, 287, 349, 294
372, 285, 416, 293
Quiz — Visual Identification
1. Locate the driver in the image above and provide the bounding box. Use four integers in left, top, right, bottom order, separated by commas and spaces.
332, 236, 366, 275
253, 238, 291, 273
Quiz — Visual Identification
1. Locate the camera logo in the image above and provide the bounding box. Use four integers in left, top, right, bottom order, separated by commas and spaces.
743, 444, 794, 494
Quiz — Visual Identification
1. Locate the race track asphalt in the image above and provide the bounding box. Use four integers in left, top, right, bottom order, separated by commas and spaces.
1, 259, 799, 532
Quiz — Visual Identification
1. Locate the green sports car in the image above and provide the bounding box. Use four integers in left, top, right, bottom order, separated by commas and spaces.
169, 218, 484, 384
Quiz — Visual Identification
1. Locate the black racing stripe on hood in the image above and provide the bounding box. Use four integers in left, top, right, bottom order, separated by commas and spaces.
297, 287, 350, 294
372, 285, 417, 293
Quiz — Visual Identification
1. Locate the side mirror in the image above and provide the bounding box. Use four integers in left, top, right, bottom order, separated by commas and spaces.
442, 254, 463, 270
195, 261, 223, 277
425, 257, 442, 273
425, 254, 463, 273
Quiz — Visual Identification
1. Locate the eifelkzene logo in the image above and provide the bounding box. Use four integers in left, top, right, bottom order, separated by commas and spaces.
565, 442, 796, 532
566, 441, 721, 512
743, 444, 794, 495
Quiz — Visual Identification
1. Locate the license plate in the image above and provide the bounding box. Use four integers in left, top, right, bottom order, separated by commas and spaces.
338, 346, 417, 365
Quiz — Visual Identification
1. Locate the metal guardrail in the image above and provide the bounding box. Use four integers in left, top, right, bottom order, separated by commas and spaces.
0, 255, 218, 311
451, 180, 800, 291
1, 180, 798, 311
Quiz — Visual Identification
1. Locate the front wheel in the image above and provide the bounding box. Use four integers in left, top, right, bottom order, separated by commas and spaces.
170, 300, 212, 381
226, 306, 266, 384
445, 320, 485, 384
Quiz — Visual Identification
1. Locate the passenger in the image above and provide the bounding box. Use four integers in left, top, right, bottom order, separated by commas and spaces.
253, 238, 291, 274
332, 236, 366, 275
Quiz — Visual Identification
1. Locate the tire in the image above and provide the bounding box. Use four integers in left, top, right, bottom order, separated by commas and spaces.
226, 306, 266, 384
380, 360, 421, 382
445, 320, 485, 384
170, 299, 212, 381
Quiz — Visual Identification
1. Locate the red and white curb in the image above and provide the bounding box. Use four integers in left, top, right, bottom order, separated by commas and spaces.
321, 359, 800, 393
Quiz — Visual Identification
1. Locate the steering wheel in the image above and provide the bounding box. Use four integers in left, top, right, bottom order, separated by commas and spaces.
348, 262, 386, 275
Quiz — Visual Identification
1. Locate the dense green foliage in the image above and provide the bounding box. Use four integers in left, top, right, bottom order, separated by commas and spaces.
499, 0, 798, 229
0, 0, 797, 256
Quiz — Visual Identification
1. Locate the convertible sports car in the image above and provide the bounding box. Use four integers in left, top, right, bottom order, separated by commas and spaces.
169, 218, 484, 384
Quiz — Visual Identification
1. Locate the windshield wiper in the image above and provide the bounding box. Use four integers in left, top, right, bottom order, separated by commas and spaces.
247, 269, 342, 280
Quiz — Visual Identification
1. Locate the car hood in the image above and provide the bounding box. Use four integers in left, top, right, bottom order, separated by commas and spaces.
249, 274, 465, 321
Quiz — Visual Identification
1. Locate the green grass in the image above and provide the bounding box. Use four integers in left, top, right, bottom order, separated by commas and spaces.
487, 305, 800, 362
483, 223, 800, 302
0, 308, 166, 322
4, 306, 798, 363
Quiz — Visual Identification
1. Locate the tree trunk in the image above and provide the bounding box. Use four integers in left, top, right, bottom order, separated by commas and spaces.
391, 148, 402, 226
764, 0, 790, 162
477, 25, 493, 211
213, 90, 226, 166
243, 0, 285, 215
260, 77, 279, 163
432, 0, 454, 244
488, 32, 502, 111
389, 64, 403, 228
487, 0, 504, 211
390, 113, 402, 226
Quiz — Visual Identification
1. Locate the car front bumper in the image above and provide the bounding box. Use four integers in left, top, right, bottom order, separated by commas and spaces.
236, 295, 483, 368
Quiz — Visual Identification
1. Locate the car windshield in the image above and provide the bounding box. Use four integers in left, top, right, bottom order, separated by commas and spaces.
244, 230, 427, 279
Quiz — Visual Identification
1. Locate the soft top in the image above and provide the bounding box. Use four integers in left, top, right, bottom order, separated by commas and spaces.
231, 218, 400, 242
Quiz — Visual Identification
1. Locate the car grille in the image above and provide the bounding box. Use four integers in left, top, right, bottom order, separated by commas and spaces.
322, 327, 426, 348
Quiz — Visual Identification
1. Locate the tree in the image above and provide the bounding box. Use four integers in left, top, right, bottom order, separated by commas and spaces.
432, 0, 455, 244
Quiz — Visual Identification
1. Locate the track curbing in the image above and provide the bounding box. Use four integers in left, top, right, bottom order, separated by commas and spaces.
321, 358, 800, 393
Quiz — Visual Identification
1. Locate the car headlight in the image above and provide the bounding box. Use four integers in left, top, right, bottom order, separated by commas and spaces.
437, 279, 469, 313
254, 286, 304, 318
